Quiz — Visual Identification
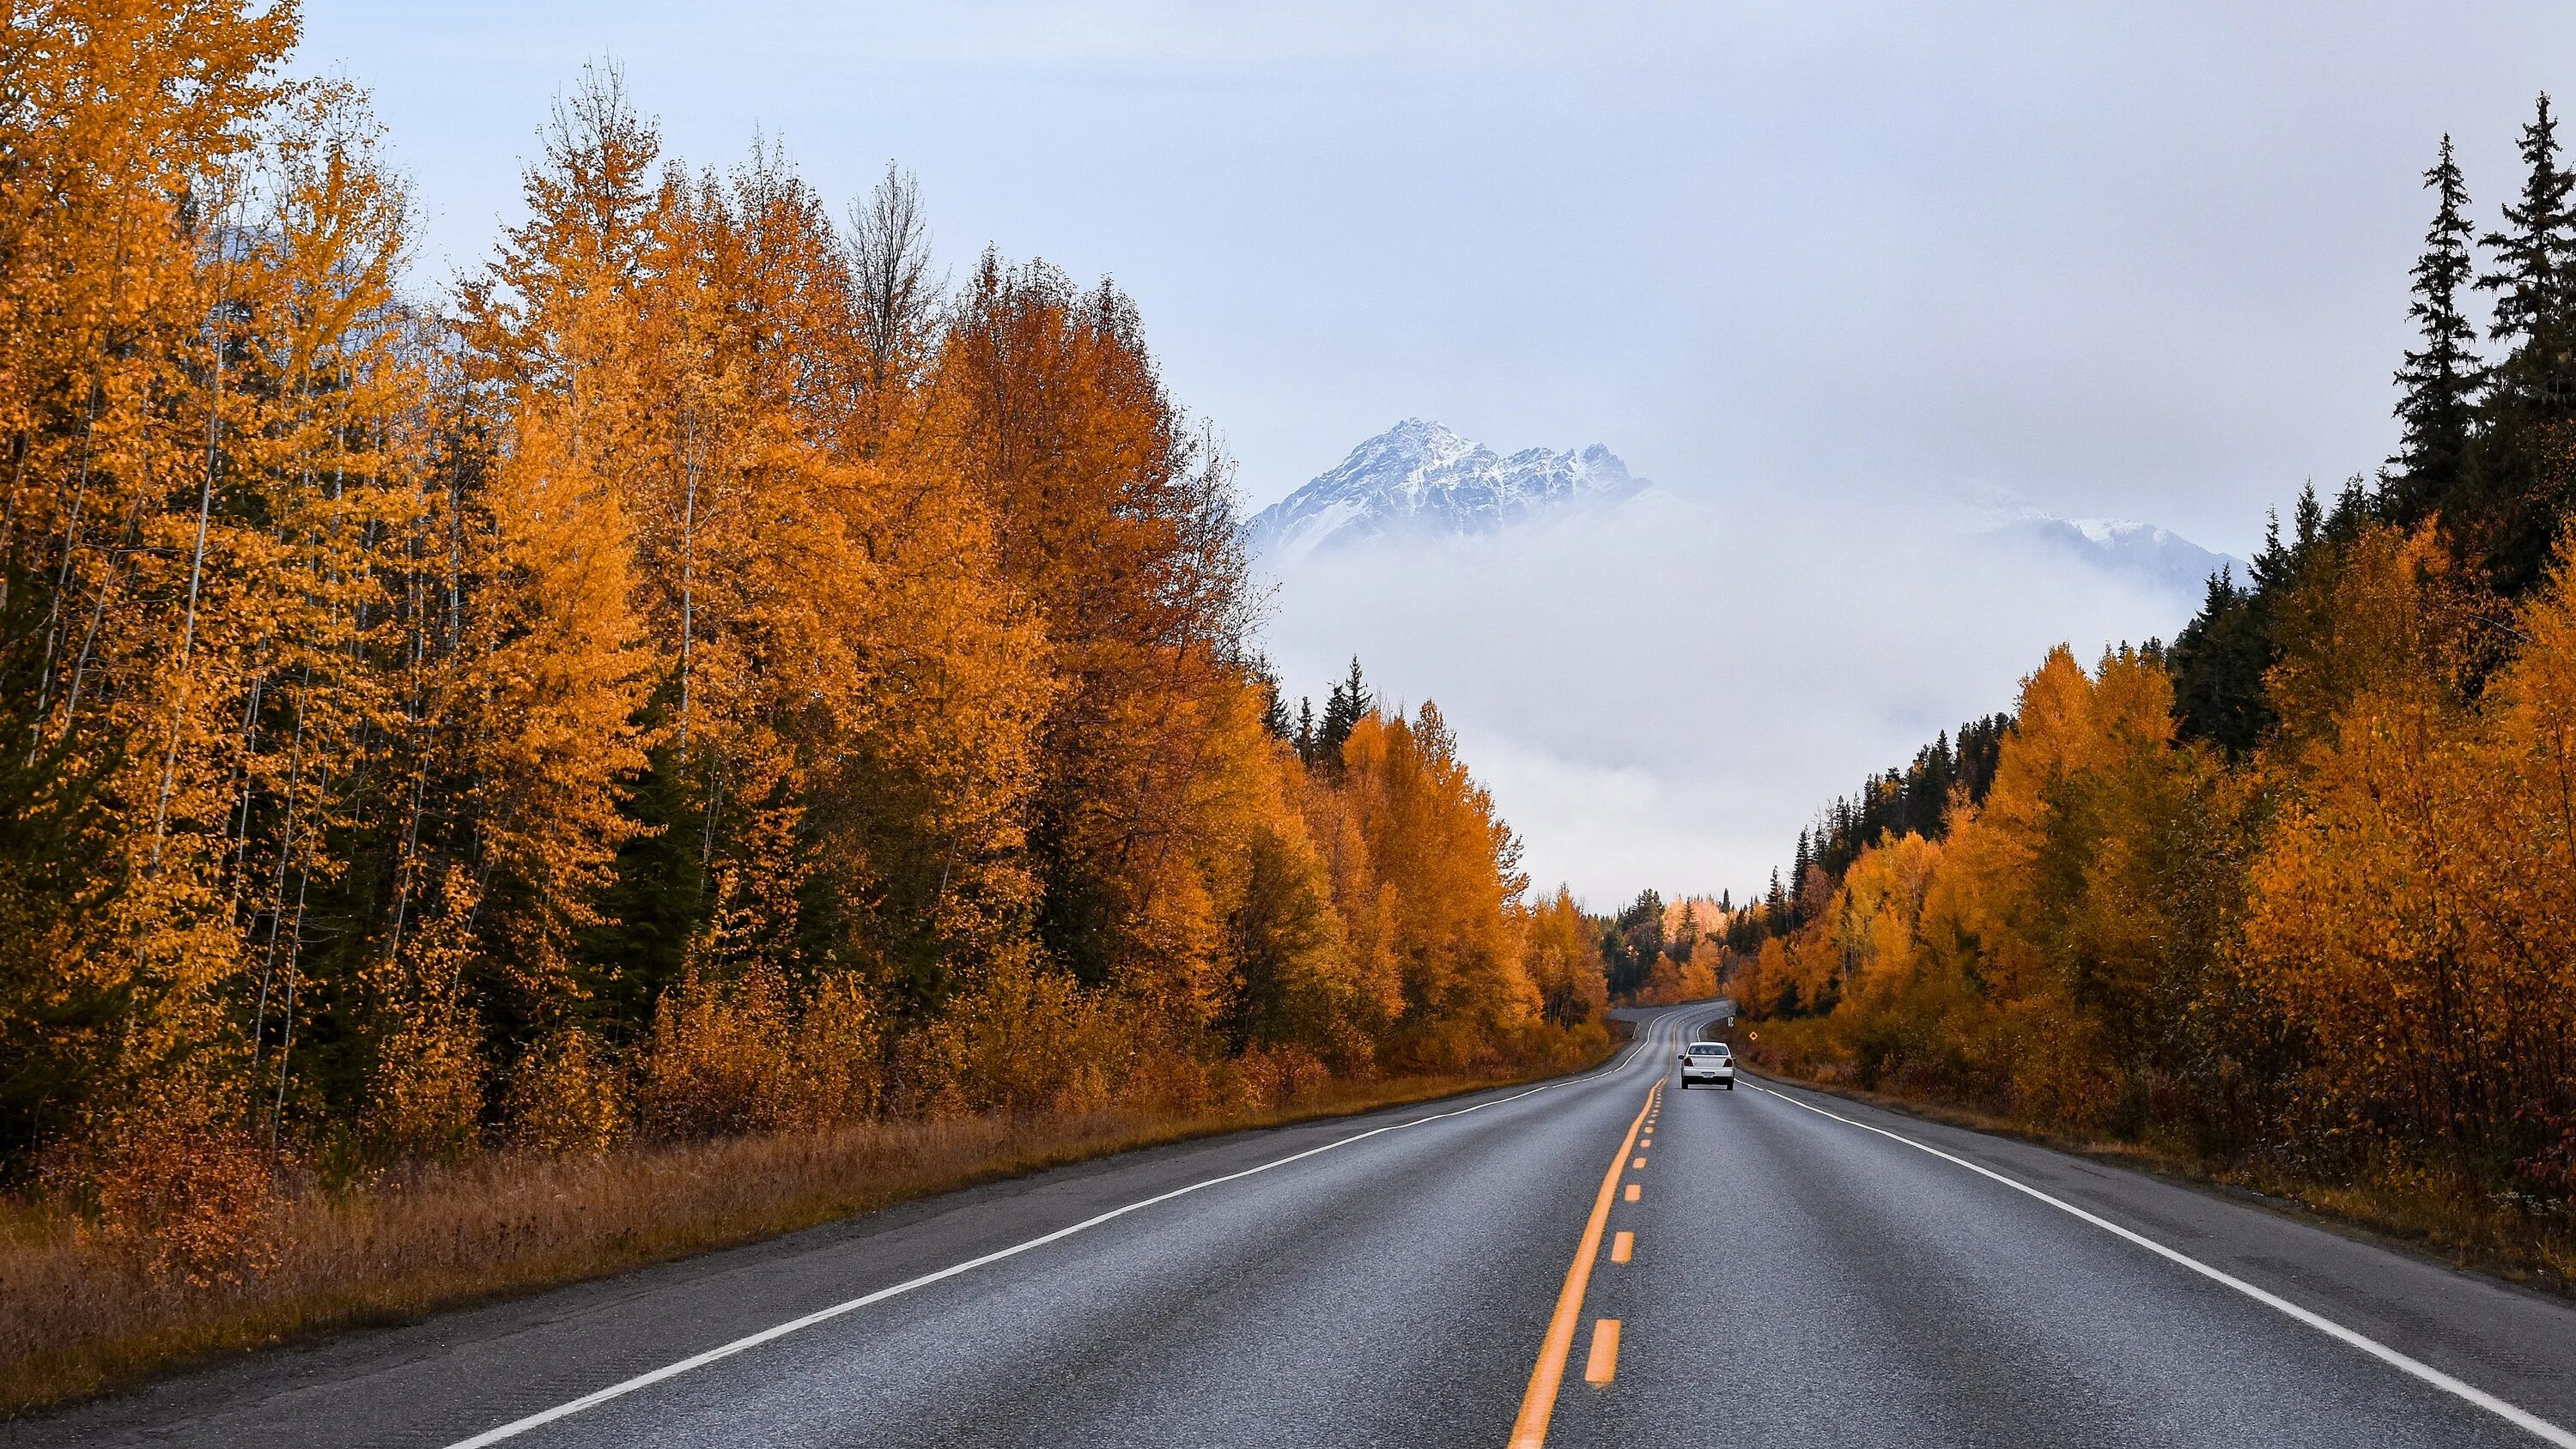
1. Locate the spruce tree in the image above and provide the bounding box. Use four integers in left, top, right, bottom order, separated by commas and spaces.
2293, 482, 2324, 555
1911, 731, 1953, 838
1251, 653, 1292, 742
1315, 656, 1370, 769
2328, 476, 2371, 543
1955, 712, 2009, 802
2391, 136, 2483, 525
2168, 565, 2275, 755
1600, 889, 1666, 998
2248, 508, 2293, 594
2480, 96, 2576, 409
2464, 94, 2576, 595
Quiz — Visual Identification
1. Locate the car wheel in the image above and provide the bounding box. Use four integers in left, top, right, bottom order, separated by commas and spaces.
1725, 1082, 1735, 1090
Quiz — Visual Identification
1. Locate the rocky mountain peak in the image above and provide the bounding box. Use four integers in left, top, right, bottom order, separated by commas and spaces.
1249, 421, 1649, 563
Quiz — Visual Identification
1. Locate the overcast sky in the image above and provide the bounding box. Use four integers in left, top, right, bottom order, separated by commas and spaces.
300, 1, 2576, 900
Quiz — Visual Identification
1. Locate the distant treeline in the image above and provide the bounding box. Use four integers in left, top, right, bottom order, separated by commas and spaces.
1722, 715, 2012, 962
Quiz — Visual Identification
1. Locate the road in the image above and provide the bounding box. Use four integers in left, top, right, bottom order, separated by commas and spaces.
19, 1004, 2576, 1447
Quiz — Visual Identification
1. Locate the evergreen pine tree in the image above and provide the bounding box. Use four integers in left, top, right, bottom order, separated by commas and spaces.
2464, 94, 2576, 595
2249, 508, 2294, 593
2293, 482, 2324, 556
2328, 476, 2371, 543
1249, 653, 1292, 742
1955, 713, 2010, 803
1598, 888, 1666, 998
2390, 135, 2483, 525
2480, 95, 2576, 410
1911, 730, 1953, 838
2169, 565, 2275, 756
1315, 656, 1369, 769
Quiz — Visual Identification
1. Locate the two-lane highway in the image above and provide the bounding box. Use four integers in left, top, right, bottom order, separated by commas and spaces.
19, 1005, 2576, 1447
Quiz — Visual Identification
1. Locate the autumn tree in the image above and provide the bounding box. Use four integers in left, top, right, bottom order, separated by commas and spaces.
0, 13, 1608, 1258
925, 253, 1247, 1017
1522, 888, 1607, 1029
452, 64, 659, 1055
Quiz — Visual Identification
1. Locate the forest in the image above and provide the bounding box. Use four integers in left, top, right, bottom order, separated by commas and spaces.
1728, 97, 2576, 1270
0, 0, 1611, 1375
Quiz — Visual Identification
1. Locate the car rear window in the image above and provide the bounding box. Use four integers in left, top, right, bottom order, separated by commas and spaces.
1689, 1043, 1727, 1054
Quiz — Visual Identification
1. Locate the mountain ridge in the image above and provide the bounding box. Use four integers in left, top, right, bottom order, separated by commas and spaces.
1250, 419, 2240, 597
1984, 515, 2242, 596
1247, 419, 1649, 563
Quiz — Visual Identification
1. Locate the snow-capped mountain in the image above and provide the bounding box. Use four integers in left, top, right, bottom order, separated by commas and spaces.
1947, 481, 2237, 595
1988, 516, 2240, 596
1249, 419, 1649, 563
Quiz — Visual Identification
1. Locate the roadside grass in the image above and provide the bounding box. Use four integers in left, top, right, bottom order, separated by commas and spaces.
1731, 1026, 2576, 1300
0, 1043, 1618, 1420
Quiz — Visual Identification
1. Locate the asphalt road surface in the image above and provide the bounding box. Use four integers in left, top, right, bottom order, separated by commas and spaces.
19, 1004, 2576, 1447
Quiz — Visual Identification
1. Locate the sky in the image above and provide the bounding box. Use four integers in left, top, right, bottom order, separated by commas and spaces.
297, 1, 2576, 902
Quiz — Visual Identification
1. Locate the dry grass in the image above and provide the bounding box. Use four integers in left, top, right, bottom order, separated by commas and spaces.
1733, 1040, 2576, 1300
0, 1055, 1606, 1418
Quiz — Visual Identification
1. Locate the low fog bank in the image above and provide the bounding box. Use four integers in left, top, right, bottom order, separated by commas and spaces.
1253, 485, 2212, 906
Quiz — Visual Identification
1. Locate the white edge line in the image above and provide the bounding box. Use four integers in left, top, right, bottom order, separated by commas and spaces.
1745, 1081, 2576, 1448
444, 1010, 1693, 1447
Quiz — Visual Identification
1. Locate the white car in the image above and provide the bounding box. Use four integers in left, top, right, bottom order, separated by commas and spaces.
1679, 1041, 1735, 1089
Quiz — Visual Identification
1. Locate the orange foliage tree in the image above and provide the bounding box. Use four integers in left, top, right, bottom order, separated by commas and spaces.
0, 3, 1608, 1284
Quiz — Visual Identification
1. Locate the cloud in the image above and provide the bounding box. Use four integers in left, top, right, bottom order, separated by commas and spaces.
1255, 483, 2204, 906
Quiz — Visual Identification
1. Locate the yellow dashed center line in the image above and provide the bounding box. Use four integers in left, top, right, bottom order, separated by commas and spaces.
1623, 1183, 1640, 1203
1631, 1156, 1645, 1169
1584, 1319, 1621, 1386
1610, 1230, 1633, 1264
1505, 1078, 1658, 1449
